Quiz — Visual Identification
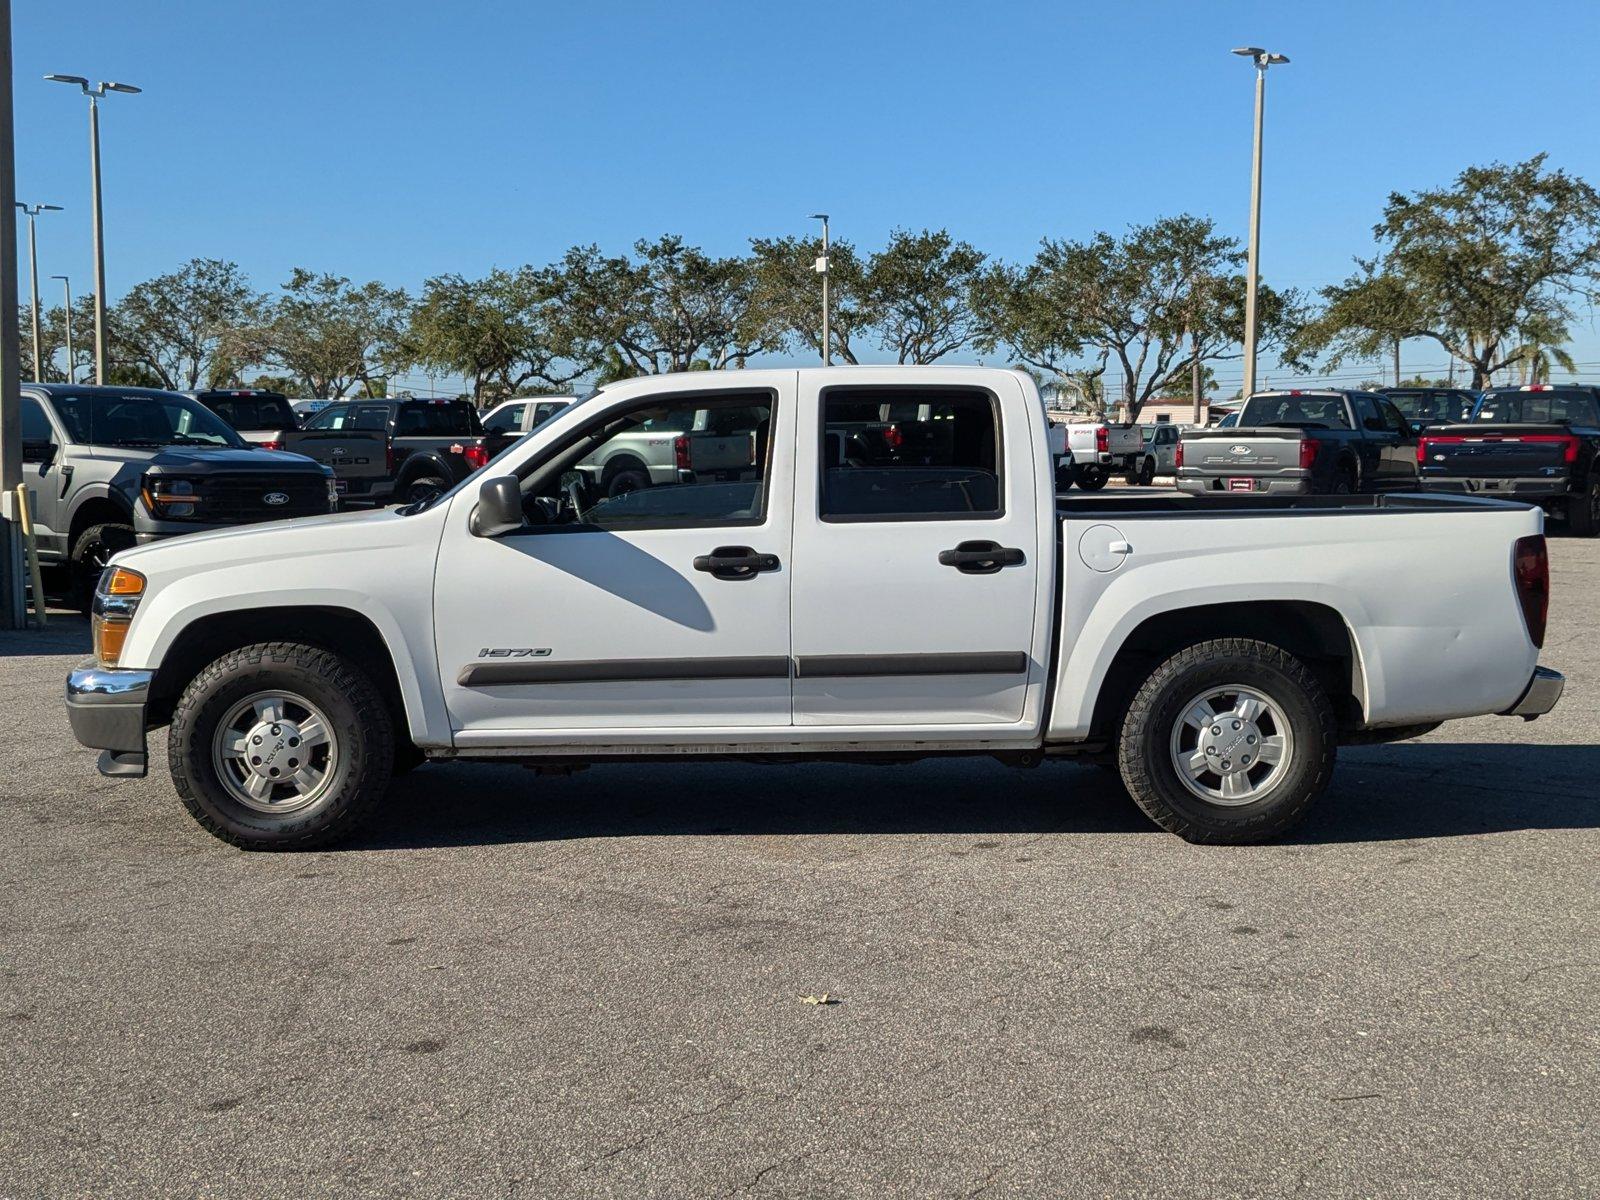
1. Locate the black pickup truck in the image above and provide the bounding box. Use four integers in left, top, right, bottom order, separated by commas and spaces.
1177, 389, 1418, 495
283, 397, 491, 505
1416, 384, 1600, 536
1377, 386, 1479, 432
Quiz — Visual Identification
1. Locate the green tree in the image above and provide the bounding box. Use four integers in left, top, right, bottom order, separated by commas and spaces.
980, 215, 1295, 421
1288, 266, 1424, 385
864, 228, 987, 364
236, 269, 410, 398
403, 268, 594, 404
748, 234, 870, 364
543, 236, 778, 375
19, 304, 67, 381
1296, 156, 1600, 388
108, 258, 258, 390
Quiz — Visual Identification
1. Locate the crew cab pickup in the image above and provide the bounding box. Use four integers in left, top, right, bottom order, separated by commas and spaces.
1178, 389, 1418, 495
19, 384, 336, 602
65, 366, 1564, 851
1059, 421, 1142, 490
1416, 384, 1600, 537
283, 397, 491, 505
184, 389, 300, 449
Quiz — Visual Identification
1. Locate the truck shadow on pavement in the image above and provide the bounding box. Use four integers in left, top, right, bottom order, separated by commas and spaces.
349, 742, 1600, 851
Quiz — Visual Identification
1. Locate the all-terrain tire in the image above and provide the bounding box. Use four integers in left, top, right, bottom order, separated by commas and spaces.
1568, 476, 1600, 538
1117, 638, 1337, 844
169, 642, 394, 850
71, 521, 136, 612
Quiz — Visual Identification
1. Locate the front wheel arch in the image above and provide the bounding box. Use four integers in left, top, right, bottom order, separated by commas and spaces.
148, 606, 416, 756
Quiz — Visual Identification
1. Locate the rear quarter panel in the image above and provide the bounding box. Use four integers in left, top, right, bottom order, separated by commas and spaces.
1047, 501, 1543, 739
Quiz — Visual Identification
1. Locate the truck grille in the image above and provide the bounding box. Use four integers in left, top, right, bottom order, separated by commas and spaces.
199, 475, 328, 522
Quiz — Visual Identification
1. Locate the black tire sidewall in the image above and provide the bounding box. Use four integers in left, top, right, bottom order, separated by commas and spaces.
1569, 479, 1599, 537
71, 522, 135, 609
605, 467, 650, 497
403, 475, 449, 504
169, 645, 393, 849
1120, 642, 1335, 842
1075, 465, 1109, 491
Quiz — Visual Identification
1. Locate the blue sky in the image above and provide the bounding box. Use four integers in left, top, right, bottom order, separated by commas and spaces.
14, 0, 1600, 391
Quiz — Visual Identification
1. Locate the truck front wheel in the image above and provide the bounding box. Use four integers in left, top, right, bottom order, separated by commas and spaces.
1116, 638, 1336, 844
168, 642, 394, 850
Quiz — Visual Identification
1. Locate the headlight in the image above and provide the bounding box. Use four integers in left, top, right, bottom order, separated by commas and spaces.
140, 476, 201, 519
92, 566, 145, 666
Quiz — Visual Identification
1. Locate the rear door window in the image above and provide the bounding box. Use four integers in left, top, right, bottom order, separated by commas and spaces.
820, 387, 1001, 520
482, 404, 526, 435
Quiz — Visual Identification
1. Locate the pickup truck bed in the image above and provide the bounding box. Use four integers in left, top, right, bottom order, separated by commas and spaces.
66, 366, 1564, 851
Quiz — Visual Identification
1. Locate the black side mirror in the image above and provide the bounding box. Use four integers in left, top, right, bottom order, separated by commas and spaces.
21, 440, 55, 466
469, 475, 524, 538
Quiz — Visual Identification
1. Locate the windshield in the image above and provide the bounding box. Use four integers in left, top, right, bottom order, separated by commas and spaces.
51, 391, 244, 448
1237, 394, 1352, 430
201, 393, 296, 431
1474, 391, 1600, 425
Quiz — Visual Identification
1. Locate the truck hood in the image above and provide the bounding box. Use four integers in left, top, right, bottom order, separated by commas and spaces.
112, 506, 400, 569
121, 446, 327, 473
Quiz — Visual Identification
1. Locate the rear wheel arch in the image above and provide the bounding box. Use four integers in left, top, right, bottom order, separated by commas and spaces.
1088, 600, 1365, 740
148, 606, 416, 752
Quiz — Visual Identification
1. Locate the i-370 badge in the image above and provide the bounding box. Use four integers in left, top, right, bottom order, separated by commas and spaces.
477, 648, 553, 659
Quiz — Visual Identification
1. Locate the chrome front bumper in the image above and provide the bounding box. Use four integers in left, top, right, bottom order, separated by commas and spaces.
1499, 666, 1565, 721
66, 659, 153, 777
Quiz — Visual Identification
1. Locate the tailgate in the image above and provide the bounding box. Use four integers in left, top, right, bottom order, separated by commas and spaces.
1418, 424, 1574, 479
281, 431, 388, 479
1107, 425, 1142, 455
1181, 431, 1302, 472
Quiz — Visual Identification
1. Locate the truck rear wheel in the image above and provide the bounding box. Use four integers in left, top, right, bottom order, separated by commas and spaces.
168, 642, 394, 850
401, 474, 450, 505
1116, 638, 1336, 844
1568, 477, 1600, 537
1075, 464, 1109, 491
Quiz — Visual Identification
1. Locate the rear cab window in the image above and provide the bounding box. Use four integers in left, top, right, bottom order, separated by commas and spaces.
201, 392, 296, 431
395, 402, 483, 437
1238, 394, 1353, 430
1474, 389, 1600, 426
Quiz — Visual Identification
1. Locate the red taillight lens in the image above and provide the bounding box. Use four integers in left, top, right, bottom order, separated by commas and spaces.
674, 434, 691, 471
1174, 440, 1184, 468
1095, 426, 1109, 454
1298, 439, 1319, 470
462, 444, 489, 470
883, 424, 904, 451
1513, 534, 1549, 648
259, 439, 282, 452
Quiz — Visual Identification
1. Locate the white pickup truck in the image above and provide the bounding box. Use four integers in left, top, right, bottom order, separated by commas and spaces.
65, 366, 1564, 850
1059, 420, 1143, 490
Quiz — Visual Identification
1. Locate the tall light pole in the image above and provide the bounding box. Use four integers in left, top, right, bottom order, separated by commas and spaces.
1232, 46, 1288, 399
809, 213, 830, 365
45, 75, 140, 385
51, 275, 73, 381
15, 203, 61, 380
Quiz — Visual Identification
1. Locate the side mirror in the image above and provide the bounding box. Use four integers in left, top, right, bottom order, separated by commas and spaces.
469, 475, 525, 538
21, 440, 55, 466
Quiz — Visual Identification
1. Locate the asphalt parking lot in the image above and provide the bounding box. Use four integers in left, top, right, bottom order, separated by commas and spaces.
2, 532, 1596, 1199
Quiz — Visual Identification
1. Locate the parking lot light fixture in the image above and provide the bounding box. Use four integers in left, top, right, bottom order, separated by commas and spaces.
810, 213, 830, 365
46, 74, 141, 384
15, 203, 62, 382
1232, 46, 1289, 398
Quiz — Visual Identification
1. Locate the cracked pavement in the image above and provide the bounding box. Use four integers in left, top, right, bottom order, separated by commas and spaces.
1, 537, 1596, 1198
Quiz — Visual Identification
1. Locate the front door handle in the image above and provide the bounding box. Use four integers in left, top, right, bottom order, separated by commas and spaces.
693, 545, 780, 581
938, 540, 1026, 574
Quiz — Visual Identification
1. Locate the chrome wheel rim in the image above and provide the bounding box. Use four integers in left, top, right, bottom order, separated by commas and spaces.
1168, 684, 1294, 807
212, 691, 338, 814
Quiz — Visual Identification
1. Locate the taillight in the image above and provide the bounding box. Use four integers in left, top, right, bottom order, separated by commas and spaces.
1095, 426, 1109, 454
883, 424, 904, 451
462, 444, 490, 470
1513, 534, 1549, 648
1417, 437, 1433, 464
674, 434, 691, 471
1298, 440, 1319, 470
1174, 440, 1184, 468
259, 439, 282, 452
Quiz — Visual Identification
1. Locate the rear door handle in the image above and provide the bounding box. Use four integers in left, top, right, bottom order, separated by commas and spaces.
693, 545, 780, 581
938, 540, 1026, 574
